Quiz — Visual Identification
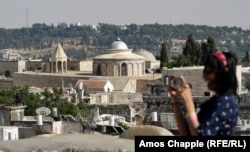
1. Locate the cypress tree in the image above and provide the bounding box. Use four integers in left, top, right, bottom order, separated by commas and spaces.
244, 51, 250, 62
183, 34, 201, 65
240, 51, 249, 66
201, 36, 217, 65
160, 41, 168, 69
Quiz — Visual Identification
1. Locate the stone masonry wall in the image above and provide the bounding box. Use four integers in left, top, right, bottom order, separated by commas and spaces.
0, 61, 19, 77
13, 73, 87, 88
162, 67, 209, 96
0, 79, 13, 88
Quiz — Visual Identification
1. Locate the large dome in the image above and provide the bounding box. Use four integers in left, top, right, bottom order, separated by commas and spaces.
136, 49, 156, 61
93, 38, 145, 76
110, 38, 128, 50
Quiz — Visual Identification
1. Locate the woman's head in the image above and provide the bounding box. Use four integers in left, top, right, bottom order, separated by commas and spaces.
203, 51, 238, 95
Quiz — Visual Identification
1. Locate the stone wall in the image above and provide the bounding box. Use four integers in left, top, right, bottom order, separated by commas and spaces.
52, 121, 82, 134
88, 103, 146, 122
0, 105, 27, 126
19, 127, 35, 139
162, 66, 208, 96
136, 78, 162, 94
62, 121, 82, 133
88, 104, 132, 122
13, 73, 86, 88
142, 95, 173, 123
0, 79, 13, 88
79, 61, 93, 71
27, 61, 49, 72
68, 60, 80, 71
162, 65, 244, 96
0, 108, 11, 126
68, 60, 93, 71
0, 60, 25, 77
93, 59, 145, 76
112, 92, 143, 103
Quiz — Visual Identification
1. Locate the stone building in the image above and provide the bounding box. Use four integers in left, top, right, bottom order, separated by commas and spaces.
0, 126, 19, 141
241, 67, 250, 91
26, 59, 92, 73
74, 79, 114, 94
0, 49, 23, 61
136, 49, 160, 71
162, 65, 245, 96
0, 60, 26, 77
0, 104, 82, 139
51, 43, 68, 73
0, 104, 27, 126
17, 43, 68, 74
0, 43, 91, 79
93, 38, 146, 76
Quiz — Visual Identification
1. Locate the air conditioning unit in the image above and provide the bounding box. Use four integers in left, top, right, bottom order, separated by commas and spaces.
204, 91, 213, 96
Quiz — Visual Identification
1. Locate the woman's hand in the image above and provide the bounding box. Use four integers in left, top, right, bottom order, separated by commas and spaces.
168, 75, 198, 136
178, 75, 194, 106
168, 75, 193, 105
168, 75, 179, 101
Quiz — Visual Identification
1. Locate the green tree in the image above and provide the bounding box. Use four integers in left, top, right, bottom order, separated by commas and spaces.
242, 51, 250, 62
229, 50, 239, 64
160, 41, 169, 69
201, 36, 217, 65
0, 87, 20, 105
167, 54, 192, 68
183, 34, 202, 65
78, 100, 90, 117
241, 51, 250, 67
0, 86, 81, 116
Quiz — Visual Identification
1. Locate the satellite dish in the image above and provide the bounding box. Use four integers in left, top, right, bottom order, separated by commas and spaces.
36, 107, 51, 116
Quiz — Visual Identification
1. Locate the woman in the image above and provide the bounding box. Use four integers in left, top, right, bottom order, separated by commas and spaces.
168, 51, 239, 136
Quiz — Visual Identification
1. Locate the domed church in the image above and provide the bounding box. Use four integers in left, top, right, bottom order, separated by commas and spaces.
93, 38, 145, 76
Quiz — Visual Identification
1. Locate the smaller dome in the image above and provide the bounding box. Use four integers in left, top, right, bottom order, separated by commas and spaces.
110, 37, 128, 50
136, 49, 156, 61
76, 22, 81, 26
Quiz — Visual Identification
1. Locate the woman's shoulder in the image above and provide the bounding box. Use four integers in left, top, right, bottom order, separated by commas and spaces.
216, 94, 238, 101
216, 94, 239, 106
200, 94, 238, 108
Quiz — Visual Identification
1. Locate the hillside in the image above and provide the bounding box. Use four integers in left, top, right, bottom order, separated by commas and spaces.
0, 23, 249, 60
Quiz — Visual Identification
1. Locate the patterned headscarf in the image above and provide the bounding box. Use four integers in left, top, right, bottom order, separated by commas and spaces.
213, 51, 228, 70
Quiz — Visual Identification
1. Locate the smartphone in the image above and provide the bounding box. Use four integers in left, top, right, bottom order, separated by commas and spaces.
170, 77, 182, 90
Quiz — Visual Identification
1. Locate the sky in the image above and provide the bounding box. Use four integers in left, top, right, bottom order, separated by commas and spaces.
0, 0, 250, 29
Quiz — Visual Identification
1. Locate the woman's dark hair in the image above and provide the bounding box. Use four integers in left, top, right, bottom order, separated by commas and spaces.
203, 51, 238, 96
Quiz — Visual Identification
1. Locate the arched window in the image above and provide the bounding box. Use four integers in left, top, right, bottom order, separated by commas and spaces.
97, 64, 101, 75
58, 61, 62, 73
121, 63, 127, 76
